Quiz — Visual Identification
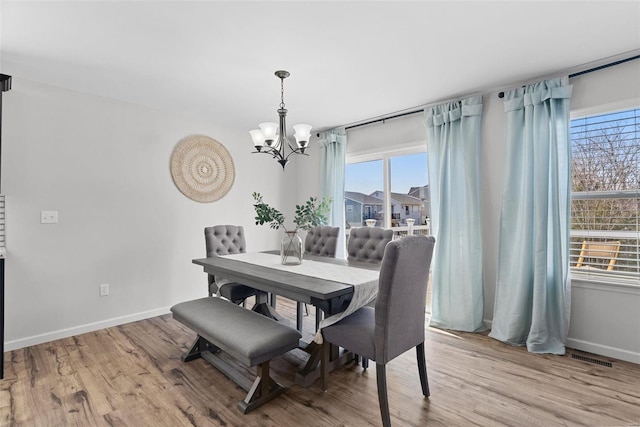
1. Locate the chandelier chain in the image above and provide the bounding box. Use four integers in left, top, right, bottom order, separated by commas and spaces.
280, 77, 286, 109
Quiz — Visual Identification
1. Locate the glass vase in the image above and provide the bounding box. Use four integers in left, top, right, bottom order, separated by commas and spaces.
281, 230, 303, 265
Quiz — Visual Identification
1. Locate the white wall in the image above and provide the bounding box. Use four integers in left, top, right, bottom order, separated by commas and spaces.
563, 60, 640, 363
4, 61, 638, 363
334, 59, 640, 363
2, 78, 295, 349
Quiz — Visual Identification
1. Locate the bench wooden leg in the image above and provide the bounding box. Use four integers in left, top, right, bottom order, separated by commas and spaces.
237, 360, 287, 414
181, 336, 288, 414
181, 336, 220, 362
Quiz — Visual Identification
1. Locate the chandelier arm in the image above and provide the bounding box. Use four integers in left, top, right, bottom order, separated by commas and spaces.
253, 146, 285, 161
283, 147, 309, 161
285, 138, 298, 153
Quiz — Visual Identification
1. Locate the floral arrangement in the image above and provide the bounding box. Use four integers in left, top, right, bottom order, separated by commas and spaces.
252, 192, 332, 232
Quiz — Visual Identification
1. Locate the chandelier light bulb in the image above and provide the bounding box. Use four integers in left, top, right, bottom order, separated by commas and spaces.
259, 122, 278, 146
293, 124, 312, 150
249, 129, 265, 151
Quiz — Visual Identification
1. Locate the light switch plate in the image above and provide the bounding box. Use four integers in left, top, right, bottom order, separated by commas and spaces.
41, 210, 58, 224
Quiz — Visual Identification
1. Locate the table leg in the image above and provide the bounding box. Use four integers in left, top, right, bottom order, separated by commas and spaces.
294, 296, 355, 387
296, 302, 303, 332
251, 292, 286, 324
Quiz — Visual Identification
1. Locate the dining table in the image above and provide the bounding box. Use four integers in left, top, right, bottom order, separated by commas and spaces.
192, 251, 380, 387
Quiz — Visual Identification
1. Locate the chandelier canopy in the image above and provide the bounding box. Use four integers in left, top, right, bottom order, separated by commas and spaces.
249, 70, 312, 169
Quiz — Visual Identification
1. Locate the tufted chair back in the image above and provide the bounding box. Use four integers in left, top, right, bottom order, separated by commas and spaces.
205, 225, 247, 293
347, 227, 393, 264
205, 225, 246, 256
304, 226, 339, 258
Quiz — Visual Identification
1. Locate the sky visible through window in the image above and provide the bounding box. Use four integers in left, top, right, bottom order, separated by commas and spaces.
346, 153, 428, 195
391, 153, 428, 193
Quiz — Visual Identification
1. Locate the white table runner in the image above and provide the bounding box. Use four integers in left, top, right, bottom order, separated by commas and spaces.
215, 252, 379, 343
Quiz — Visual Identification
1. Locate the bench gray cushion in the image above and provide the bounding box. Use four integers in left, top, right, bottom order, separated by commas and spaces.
171, 297, 301, 366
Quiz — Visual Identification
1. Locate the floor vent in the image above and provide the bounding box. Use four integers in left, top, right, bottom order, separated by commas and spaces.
571, 353, 613, 367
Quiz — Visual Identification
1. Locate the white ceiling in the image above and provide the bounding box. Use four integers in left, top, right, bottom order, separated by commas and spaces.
1, 1, 639, 132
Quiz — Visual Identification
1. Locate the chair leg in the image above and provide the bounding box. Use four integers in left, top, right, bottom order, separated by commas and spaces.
362, 357, 369, 369
416, 342, 430, 397
376, 363, 391, 427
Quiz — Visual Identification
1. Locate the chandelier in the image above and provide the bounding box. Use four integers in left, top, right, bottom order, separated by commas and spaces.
249, 70, 312, 169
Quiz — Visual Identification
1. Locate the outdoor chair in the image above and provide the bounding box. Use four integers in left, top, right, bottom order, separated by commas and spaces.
575, 240, 621, 271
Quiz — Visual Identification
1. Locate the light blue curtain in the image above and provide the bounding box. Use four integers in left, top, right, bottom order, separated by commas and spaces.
490, 77, 573, 354
319, 128, 347, 259
424, 96, 485, 332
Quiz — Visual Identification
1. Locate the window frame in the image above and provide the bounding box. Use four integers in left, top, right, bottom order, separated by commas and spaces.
569, 98, 640, 286
346, 143, 426, 229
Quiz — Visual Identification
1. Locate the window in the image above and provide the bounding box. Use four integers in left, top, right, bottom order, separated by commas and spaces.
344, 160, 384, 228
570, 106, 639, 284
345, 151, 429, 236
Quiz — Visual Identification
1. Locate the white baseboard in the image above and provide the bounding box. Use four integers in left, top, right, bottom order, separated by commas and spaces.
484, 318, 638, 364
566, 337, 640, 364
4, 306, 172, 351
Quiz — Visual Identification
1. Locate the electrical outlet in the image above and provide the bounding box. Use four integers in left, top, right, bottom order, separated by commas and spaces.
41, 210, 59, 224
99, 283, 109, 296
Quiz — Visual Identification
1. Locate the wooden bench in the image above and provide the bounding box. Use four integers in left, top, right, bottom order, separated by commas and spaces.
171, 297, 302, 413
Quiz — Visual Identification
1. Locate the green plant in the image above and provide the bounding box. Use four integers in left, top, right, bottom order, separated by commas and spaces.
252, 192, 331, 231
252, 192, 286, 230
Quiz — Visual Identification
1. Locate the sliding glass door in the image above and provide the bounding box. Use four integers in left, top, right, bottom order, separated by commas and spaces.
345, 152, 428, 233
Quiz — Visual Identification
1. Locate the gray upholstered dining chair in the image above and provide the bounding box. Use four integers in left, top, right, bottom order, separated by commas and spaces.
205, 225, 268, 306
347, 226, 393, 264
346, 226, 393, 367
320, 235, 435, 427
305, 225, 340, 257
301, 225, 340, 331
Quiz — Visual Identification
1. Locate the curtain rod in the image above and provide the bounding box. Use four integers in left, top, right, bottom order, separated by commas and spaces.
344, 109, 424, 131
497, 54, 640, 98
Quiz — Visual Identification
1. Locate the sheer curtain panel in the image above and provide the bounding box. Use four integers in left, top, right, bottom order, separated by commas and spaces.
319, 128, 347, 259
490, 77, 573, 354
424, 96, 485, 332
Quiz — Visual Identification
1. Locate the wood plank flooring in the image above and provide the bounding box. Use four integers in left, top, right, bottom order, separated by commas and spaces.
1, 297, 638, 426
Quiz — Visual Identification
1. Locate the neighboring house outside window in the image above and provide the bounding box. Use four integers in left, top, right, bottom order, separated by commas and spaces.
345, 191, 384, 227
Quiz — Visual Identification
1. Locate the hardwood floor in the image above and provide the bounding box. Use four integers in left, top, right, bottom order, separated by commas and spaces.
1, 298, 638, 426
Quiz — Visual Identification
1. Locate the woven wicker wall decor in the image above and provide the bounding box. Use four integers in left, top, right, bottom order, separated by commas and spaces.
170, 135, 235, 203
